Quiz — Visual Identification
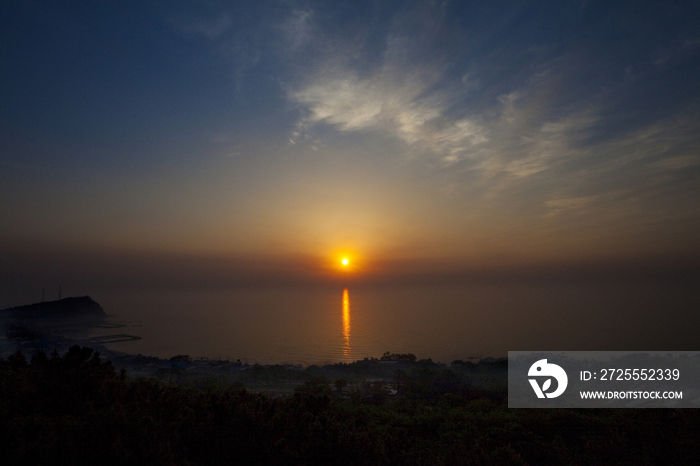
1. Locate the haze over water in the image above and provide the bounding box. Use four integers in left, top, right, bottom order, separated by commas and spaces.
88, 280, 699, 365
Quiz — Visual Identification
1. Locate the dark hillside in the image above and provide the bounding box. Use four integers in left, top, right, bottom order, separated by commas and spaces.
3, 347, 700, 465
1, 296, 105, 319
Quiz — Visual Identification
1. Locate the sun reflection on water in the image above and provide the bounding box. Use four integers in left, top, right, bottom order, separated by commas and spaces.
342, 288, 351, 358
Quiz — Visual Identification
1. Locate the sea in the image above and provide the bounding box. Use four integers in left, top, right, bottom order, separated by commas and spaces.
83, 280, 700, 366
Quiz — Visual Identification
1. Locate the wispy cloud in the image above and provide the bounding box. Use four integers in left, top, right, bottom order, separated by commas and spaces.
288, 36, 491, 165
280, 9, 313, 51
648, 155, 700, 171
172, 2, 700, 232
285, 0, 700, 223
285, 7, 607, 185
291, 76, 384, 132
166, 6, 263, 93
545, 196, 598, 216
538, 114, 700, 227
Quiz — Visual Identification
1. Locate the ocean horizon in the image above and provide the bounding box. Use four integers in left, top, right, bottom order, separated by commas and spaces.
57, 280, 699, 366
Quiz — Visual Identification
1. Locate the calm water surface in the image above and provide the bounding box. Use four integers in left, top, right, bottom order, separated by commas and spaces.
93, 282, 700, 365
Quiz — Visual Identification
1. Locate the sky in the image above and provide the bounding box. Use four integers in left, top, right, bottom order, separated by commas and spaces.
1, 0, 700, 297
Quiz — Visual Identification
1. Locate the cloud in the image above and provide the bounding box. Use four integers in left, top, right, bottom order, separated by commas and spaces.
280, 9, 313, 50
536, 115, 700, 229
461, 72, 481, 91
285, 8, 607, 182
282, 4, 495, 162
282, 0, 700, 227
587, 116, 700, 173
504, 113, 599, 177
292, 77, 383, 131
287, 23, 700, 228
289, 49, 491, 164
648, 155, 700, 171
288, 55, 608, 194
166, 5, 264, 93
544, 196, 598, 217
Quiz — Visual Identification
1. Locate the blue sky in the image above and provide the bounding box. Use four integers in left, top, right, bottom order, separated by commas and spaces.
1, 0, 699, 292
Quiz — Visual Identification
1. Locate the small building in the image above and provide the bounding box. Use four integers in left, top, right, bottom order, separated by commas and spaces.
361, 378, 398, 397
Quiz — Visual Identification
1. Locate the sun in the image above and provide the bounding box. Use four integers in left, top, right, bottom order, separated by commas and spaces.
331, 249, 358, 274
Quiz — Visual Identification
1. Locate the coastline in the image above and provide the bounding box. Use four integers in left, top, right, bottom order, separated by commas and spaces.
1, 296, 506, 394
0, 321, 507, 395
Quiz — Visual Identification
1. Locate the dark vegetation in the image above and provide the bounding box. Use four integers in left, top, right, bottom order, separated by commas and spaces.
3, 348, 700, 464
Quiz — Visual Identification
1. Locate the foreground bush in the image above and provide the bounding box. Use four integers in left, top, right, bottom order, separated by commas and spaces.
2, 347, 700, 465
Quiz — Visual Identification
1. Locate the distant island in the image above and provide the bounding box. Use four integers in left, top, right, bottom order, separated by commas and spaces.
0, 296, 105, 319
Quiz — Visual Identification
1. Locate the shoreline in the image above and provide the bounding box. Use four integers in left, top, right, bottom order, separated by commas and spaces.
1, 322, 507, 395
